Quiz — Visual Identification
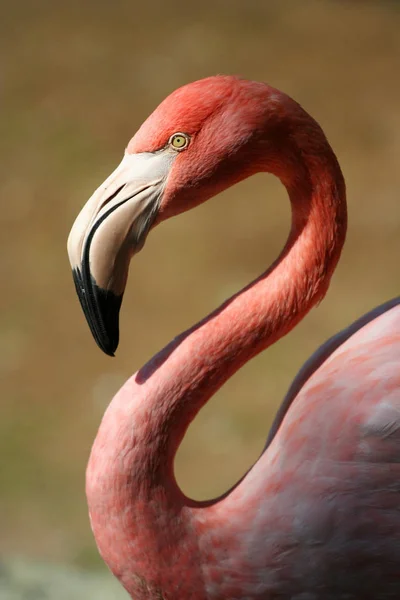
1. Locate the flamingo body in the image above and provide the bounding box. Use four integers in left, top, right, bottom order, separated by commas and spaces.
68, 76, 400, 598
87, 299, 400, 599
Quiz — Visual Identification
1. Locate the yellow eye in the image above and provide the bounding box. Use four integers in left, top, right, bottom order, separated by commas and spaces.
169, 132, 190, 150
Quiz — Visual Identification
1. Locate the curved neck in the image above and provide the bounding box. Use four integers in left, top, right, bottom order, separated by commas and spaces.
140, 150, 346, 468
86, 122, 346, 592
88, 125, 346, 499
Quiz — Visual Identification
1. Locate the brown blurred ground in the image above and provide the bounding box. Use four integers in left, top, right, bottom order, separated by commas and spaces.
1, 0, 399, 570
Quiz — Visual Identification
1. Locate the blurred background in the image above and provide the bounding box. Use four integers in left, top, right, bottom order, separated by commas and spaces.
1, 0, 399, 596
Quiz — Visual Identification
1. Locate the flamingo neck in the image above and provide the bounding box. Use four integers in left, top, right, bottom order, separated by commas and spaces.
128, 139, 346, 476
86, 125, 346, 588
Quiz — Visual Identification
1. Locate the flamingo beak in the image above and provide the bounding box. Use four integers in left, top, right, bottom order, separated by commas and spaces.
67, 151, 175, 356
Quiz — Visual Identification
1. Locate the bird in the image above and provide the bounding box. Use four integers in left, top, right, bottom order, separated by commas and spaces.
68, 76, 400, 599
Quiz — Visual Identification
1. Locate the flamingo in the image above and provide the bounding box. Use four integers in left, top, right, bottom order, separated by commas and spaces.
67, 76, 400, 599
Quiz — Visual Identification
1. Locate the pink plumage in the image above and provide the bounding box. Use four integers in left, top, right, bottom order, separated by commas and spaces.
68, 76, 400, 599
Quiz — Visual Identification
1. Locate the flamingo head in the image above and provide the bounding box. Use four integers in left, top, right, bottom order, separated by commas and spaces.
67, 76, 293, 355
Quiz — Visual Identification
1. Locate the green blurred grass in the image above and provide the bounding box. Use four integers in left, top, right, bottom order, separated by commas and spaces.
1, 0, 399, 571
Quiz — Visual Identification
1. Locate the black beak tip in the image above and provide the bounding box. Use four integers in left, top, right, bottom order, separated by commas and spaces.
72, 268, 122, 357
99, 340, 117, 358
103, 346, 116, 358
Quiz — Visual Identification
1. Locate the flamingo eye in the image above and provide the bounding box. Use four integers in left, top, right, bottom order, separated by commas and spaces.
169, 133, 190, 151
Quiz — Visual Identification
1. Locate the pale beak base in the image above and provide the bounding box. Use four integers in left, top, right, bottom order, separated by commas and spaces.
68, 150, 176, 355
